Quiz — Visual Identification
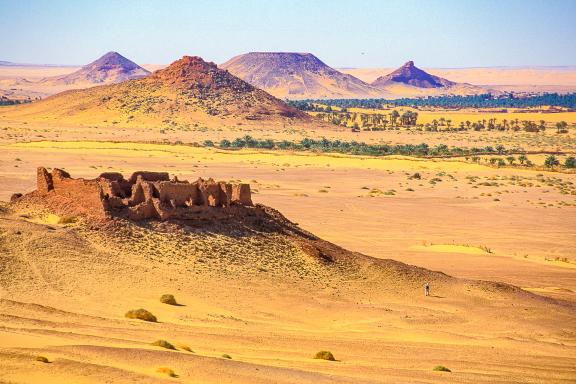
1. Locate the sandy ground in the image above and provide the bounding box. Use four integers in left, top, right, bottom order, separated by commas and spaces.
0, 119, 574, 382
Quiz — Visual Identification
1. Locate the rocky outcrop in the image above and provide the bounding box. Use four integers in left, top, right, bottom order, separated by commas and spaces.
26, 167, 253, 221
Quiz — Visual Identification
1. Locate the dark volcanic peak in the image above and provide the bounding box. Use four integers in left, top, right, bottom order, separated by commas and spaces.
151, 55, 253, 92
220, 52, 380, 99
372, 61, 454, 89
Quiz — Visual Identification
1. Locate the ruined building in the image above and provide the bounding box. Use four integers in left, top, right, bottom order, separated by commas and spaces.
31, 167, 253, 221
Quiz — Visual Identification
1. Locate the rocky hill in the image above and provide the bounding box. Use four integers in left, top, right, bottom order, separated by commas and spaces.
3, 56, 311, 128
40, 51, 150, 86
220, 52, 381, 99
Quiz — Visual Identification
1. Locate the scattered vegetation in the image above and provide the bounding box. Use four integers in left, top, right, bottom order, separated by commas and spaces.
433, 365, 452, 372
151, 340, 176, 350
125, 308, 157, 322
0, 96, 33, 106
160, 294, 177, 305
314, 351, 336, 361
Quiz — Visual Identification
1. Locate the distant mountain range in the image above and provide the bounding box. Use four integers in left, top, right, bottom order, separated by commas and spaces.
2, 56, 310, 128
3, 52, 574, 101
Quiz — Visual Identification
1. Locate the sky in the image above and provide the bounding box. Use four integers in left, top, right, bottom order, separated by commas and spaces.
1, 0, 575, 68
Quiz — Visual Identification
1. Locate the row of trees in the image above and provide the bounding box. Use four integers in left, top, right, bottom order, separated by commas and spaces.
215, 135, 512, 157
290, 93, 576, 109
212, 136, 576, 169
314, 110, 418, 130
428, 118, 569, 133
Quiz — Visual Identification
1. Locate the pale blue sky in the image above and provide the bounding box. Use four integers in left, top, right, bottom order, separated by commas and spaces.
1, 0, 575, 67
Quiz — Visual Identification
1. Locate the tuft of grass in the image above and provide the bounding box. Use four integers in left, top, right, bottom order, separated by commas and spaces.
314, 351, 336, 361
221, 354, 232, 359
156, 367, 177, 377
125, 308, 157, 322
151, 340, 176, 350
35, 356, 50, 363
433, 365, 451, 372
160, 294, 177, 305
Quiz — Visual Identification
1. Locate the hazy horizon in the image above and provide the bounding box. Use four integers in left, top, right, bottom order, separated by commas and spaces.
1, 0, 575, 68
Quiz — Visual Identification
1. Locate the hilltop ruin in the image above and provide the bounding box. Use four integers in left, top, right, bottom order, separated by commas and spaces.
21, 167, 253, 221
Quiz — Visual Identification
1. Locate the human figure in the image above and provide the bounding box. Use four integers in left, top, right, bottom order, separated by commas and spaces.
424, 282, 430, 296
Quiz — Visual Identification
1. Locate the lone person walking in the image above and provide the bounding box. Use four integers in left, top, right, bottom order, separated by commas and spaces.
424, 282, 430, 297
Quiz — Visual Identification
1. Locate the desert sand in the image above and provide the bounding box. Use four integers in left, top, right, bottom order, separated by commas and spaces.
0, 127, 574, 382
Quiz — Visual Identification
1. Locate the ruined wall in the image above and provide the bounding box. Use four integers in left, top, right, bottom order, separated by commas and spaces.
36, 168, 110, 217
31, 167, 253, 221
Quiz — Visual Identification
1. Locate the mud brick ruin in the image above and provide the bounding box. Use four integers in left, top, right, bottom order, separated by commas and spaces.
32, 167, 253, 221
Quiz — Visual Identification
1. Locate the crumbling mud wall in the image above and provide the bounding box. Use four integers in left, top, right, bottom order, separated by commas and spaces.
27, 167, 253, 221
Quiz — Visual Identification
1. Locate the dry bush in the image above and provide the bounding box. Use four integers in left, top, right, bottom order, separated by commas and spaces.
433, 365, 451, 372
151, 340, 176, 350
160, 294, 177, 305
156, 367, 177, 377
58, 216, 76, 224
178, 344, 194, 353
221, 354, 232, 359
35, 356, 50, 363
125, 308, 157, 322
314, 351, 335, 361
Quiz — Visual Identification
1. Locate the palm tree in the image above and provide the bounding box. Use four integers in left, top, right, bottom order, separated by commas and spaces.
518, 154, 528, 165
544, 155, 560, 168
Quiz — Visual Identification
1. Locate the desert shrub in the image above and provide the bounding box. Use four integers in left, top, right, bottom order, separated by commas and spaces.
314, 351, 336, 361
410, 172, 421, 179
58, 216, 76, 224
151, 340, 176, 350
433, 365, 451, 372
221, 354, 232, 359
178, 344, 194, 353
564, 156, 576, 168
35, 356, 50, 363
160, 294, 177, 305
125, 308, 157, 322
156, 367, 177, 377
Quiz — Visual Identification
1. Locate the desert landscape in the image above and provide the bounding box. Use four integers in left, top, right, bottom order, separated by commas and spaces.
0, 1, 575, 383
